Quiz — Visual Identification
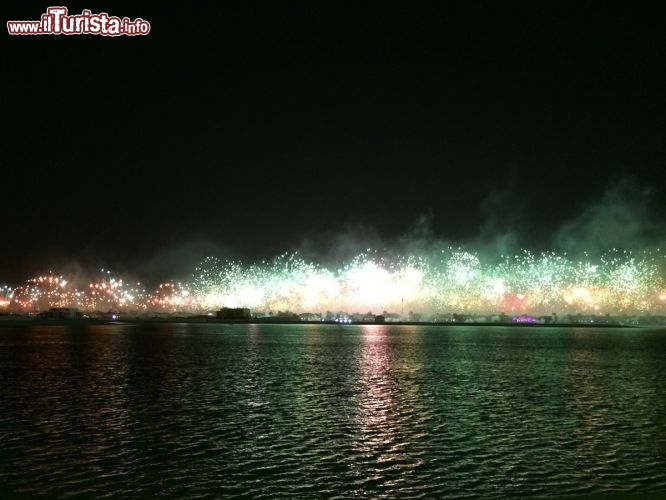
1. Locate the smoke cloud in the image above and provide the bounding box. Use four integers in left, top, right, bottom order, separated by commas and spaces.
554, 179, 659, 256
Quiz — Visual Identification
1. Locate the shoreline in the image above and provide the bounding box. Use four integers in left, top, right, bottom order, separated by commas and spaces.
0, 317, 647, 328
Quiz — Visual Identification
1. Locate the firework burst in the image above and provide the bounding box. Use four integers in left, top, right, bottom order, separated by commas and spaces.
5, 247, 666, 317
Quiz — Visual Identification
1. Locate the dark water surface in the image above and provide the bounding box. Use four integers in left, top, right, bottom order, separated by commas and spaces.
2, 323, 666, 498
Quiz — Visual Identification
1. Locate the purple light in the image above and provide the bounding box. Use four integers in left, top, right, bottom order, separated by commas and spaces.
513, 315, 537, 323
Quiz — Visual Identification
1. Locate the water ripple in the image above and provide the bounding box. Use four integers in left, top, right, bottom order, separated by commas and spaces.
1, 324, 666, 498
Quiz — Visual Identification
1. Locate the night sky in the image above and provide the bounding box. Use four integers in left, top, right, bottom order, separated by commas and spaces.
3, 2, 665, 282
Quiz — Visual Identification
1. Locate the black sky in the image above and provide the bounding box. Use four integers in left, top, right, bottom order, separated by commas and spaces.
3, 2, 666, 282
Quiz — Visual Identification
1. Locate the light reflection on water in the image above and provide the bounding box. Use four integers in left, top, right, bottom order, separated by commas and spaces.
1, 323, 666, 498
